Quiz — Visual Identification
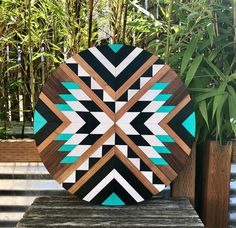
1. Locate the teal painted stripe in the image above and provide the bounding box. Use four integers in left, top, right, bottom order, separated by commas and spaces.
102, 192, 125, 206
33, 111, 47, 134
61, 82, 80, 90
152, 146, 171, 154
150, 158, 168, 165
150, 83, 169, 90
156, 135, 174, 142
59, 94, 77, 101
58, 144, 77, 152
108, 44, 123, 53
60, 156, 79, 164
56, 104, 73, 111
182, 112, 196, 137
55, 134, 73, 141
156, 106, 175, 112
154, 94, 172, 101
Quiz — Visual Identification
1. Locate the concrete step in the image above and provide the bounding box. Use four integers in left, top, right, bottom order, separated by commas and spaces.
0, 173, 52, 180
0, 179, 62, 190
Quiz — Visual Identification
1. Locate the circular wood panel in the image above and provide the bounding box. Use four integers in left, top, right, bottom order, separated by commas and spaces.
34, 44, 196, 205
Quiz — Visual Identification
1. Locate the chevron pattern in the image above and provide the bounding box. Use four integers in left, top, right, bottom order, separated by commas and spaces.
34, 44, 196, 205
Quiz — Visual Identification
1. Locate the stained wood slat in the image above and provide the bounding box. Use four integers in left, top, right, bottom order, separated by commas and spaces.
16, 196, 204, 227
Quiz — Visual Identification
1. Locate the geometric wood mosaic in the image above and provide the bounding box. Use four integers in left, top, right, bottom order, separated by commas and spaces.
34, 44, 196, 205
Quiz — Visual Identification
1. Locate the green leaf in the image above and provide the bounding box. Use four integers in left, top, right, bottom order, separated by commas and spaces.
204, 57, 226, 80
229, 94, 236, 137
199, 100, 209, 129
212, 81, 227, 119
185, 55, 203, 87
227, 73, 236, 82
207, 23, 214, 46
215, 94, 228, 140
180, 37, 198, 75
195, 90, 226, 103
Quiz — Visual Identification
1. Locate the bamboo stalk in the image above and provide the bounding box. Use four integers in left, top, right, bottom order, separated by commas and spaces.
88, 0, 94, 48
122, 0, 129, 43
165, 0, 173, 64
27, 0, 35, 113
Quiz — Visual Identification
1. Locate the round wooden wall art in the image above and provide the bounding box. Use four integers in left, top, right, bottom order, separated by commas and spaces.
34, 44, 196, 206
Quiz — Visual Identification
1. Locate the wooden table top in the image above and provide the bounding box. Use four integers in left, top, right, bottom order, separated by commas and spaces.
34, 44, 196, 205
17, 196, 204, 227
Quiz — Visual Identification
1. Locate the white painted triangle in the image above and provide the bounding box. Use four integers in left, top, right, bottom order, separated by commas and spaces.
129, 158, 140, 169
77, 159, 89, 170
152, 64, 164, 76
154, 184, 166, 192
141, 171, 153, 183
140, 77, 151, 87
66, 57, 76, 64
64, 172, 76, 183
90, 112, 113, 134
116, 145, 128, 156
128, 89, 139, 100
103, 91, 114, 102
115, 101, 126, 112
78, 64, 90, 76
91, 78, 103, 90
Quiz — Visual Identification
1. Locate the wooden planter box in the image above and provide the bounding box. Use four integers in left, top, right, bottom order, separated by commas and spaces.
201, 140, 232, 228
0, 139, 41, 162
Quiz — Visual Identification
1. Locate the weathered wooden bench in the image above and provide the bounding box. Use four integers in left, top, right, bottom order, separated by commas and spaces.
16, 196, 204, 227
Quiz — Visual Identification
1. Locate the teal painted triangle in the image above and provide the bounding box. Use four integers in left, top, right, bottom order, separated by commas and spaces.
182, 112, 196, 137
108, 44, 123, 53
102, 192, 125, 206
34, 111, 47, 134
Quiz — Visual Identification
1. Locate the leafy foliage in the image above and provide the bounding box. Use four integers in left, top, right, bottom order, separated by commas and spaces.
0, 0, 235, 143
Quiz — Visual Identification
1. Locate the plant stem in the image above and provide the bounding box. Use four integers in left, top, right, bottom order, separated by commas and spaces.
28, 0, 35, 112
165, 0, 173, 64
122, 0, 129, 43
88, 0, 94, 48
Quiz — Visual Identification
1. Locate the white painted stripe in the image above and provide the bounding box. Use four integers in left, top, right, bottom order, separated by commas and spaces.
89, 47, 115, 75
69, 145, 90, 156
66, 101, 89, 112
65, 134, 88, 145
83, 169, 144, 202
116, 48, 143, 76
141, 135, 164, 147
140, 90, 161, 101
142, 101, 165, 112
139, 146, 162, 158
144, 113, 168, 135
89, 47, 143, 77
69, 89, 91, 101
